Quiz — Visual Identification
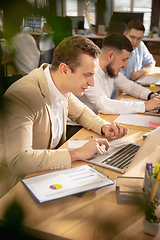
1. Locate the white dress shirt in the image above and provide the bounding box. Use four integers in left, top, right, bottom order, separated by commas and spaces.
83, 65, 151, 114
44, 65, 68, 149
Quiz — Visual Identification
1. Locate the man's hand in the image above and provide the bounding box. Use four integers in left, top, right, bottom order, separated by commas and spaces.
130, 64, 155, 81
130, 70, 144, 81
101, 122, 128, 140
69, 138, 110, 162
145, 96, 160, 111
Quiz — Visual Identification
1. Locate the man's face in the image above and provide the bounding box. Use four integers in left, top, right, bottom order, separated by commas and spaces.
124, 29, 143, 50
107, 50, 130, 78
68, 54, 99, 96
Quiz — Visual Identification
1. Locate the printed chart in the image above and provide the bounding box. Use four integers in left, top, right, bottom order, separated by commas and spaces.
22, 165, 114, 203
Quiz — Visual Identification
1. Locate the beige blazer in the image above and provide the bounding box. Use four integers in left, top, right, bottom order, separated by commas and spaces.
0, 64, 108, 198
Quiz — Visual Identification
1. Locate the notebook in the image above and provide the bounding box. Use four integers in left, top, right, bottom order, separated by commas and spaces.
85, 127, 160, 174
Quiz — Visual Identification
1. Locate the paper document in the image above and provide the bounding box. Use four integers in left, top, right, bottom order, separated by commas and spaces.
68, 139, 132, 149
136, 76, 160, 86
68, 140, 89, 149
21, 165, 114, 203
114, 114, 160, 128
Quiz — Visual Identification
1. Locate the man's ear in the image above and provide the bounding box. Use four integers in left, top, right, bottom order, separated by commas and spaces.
59, 63, 69, 76
123, 31, 126, 36
108, 51, 114, 62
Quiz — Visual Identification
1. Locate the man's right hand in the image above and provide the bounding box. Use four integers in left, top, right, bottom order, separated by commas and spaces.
145, 96, 160, 111
69, 138, 110, 162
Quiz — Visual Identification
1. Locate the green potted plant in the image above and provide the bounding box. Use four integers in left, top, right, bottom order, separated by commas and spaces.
143, 199, 160, 236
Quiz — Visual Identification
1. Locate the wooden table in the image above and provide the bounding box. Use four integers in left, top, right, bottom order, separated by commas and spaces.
0, 94, 160, 239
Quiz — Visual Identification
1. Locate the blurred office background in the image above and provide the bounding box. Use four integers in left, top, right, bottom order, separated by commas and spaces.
0, 0, 159, 39
0, 0, 160, 93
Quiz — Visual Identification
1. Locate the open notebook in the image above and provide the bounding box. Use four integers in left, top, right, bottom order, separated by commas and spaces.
85, 127, 160, 174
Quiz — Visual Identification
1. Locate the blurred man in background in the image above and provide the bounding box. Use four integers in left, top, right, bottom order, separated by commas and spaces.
121, 19, 156, 81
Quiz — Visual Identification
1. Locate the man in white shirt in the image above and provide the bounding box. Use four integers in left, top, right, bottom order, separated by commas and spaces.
0, 35, 128, 197
83, 33, 160, 114
121, 19, 156, 81
1, 31, 40, 76
11, 32, 40, 76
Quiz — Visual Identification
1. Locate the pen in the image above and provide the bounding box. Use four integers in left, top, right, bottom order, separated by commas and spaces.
154, 163, 160, 178
151, 163, 160, 179
89, 136, 93, 138
146, 163, 153, 178
148, 166, 152, 178
146, 163, 152, 170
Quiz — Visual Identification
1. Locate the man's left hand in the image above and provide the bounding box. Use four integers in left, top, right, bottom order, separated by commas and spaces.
101, 122, 128, 140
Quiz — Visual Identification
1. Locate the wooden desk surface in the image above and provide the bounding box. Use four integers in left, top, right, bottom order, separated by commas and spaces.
0, 127, 160, 240
85, 34, 106, 40
0, 92, 160, 239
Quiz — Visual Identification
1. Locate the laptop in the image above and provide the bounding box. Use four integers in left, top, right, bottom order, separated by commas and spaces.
145, 109, 160, 116
85, 127, 160, 174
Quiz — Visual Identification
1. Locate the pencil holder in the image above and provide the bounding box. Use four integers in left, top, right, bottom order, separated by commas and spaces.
116, 169, 160, 204
143, 168, 160, 202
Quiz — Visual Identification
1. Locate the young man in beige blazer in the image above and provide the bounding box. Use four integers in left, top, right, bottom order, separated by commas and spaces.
0, 35, 128, 198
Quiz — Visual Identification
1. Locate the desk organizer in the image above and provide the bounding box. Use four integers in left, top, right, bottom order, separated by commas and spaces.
143, 168, 160, 201
116, 169, 160, 204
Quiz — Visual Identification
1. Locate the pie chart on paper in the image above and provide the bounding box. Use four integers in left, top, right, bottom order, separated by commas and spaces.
49, 184, 62, 190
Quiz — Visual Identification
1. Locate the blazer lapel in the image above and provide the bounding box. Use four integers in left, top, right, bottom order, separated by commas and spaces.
35, 64, 55, 148
35, 64, 68, 147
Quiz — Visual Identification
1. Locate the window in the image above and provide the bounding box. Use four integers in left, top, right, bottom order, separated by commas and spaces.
27, 0, 49, 8
83, 0, 96, 28
66, 0, 78, 16
65, 0, 96, 29
113, 0, 152, 35
113, 0, 130, 11
0, 10, 3, 32
133, 0, 152, 35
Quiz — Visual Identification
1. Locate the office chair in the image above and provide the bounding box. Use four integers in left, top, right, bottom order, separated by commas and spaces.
38, 32, 55, 66
108, 21, 126, 34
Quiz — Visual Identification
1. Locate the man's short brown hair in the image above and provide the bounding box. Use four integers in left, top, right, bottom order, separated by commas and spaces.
51, 35, 101, 72
126, 19, 145, 33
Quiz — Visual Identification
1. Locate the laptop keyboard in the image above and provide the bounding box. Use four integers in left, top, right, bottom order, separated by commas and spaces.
101, 143, 140, 170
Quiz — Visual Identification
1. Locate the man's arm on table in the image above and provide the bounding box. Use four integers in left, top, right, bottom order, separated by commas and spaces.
130, 63, 155, 81
85, 72, 151, 114
68, 94, 128, 162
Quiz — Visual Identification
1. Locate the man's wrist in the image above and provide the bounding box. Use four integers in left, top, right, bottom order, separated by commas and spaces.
147, 92, 159, 100
101, 127, 105, 135
101, 124, 110, 135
